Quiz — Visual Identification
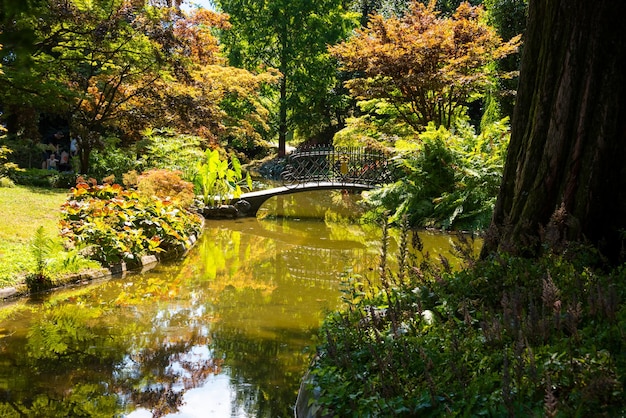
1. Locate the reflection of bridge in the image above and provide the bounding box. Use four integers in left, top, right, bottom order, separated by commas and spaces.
280, 245, 369, 285
230, 146, 396, 217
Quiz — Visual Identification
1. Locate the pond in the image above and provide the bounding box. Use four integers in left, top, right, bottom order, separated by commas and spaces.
0, 191, 475, 417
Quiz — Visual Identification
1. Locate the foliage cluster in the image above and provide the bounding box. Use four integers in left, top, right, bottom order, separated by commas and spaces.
137, 128, 206, 181
310, 218, 626, 417
363, 119, 509, 230
330, 1, 520, 131
135, 169, 196, 209
10, 168, 77, 189
216, 0, 360, 154
0, 125, 21, 187
0, 145, 20, 187
59, 178, 203, 266
0, 2, 277, 174
195, 149, 252, 207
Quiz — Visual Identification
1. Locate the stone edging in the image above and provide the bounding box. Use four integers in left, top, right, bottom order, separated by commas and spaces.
294, 360, 333, 418
0, 221, 203, 302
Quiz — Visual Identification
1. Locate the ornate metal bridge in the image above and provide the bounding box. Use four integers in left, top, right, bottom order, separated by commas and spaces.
227, 146, 396, 217
281, 145, 395, 187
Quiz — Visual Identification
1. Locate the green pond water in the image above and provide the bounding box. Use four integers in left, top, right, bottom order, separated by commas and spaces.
0, 191, 475, 417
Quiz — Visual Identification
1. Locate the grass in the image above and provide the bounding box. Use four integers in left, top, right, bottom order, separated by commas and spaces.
0, 185, 70, 286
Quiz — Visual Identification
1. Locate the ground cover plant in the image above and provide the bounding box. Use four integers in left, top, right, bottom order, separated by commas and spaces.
309, 216, 626, 416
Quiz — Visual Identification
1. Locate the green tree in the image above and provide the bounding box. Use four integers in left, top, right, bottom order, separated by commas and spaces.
484, 0, 528, 120
482, 0, 626, 263
0, 0, 174, 172
215, 0, 359, 155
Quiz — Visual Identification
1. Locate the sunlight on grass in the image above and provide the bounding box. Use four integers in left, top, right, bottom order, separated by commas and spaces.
0, 186, 69, 286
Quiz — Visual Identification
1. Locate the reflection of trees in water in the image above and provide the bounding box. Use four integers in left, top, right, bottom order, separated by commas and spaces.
0, 275, 223, 417
0, 217, 457, 418
118, 332, 222, 418
195, 222, 379, 418
210, 314, 321, 418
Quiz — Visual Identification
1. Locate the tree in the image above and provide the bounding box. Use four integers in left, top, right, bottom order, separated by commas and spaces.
0, 0, 174, 172
215, 0, 359, 155
483, 0, 527, 120
482, 0, 626, 263
330, 1, 520, 131
0, 1, 276, 173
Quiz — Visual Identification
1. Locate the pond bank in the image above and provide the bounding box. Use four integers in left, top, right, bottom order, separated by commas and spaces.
0, 224, 202, 303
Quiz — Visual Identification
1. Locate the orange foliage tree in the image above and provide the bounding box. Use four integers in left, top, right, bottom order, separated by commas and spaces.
330, 1, 521, 131
129, 8, 278, 150
0, 1, 276, 173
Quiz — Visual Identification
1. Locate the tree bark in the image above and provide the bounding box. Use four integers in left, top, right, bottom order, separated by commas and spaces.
482, 0, 626, 263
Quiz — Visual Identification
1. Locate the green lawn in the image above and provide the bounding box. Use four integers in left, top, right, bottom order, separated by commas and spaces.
0, 185, 69, 286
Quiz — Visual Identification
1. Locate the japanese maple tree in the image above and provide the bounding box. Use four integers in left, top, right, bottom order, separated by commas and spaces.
330, 0, 520, 130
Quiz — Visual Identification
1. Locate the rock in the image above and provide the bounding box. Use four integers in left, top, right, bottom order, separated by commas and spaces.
0, 287, 17, 300
202, 205, 239, 219
234, 199, 251, 216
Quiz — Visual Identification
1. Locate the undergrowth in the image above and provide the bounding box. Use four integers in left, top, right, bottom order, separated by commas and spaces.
310, 217, 626, 417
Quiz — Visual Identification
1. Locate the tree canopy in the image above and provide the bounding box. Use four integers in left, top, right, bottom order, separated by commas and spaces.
330, 1, 520, 131
0, 0, 276, 172
215, 0, 359, 154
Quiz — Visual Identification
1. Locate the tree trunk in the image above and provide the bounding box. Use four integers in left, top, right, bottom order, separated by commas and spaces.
482, 0, 626, 263
278, 73, 287, 157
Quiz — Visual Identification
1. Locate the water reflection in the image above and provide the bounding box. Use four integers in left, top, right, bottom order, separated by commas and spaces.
0, 192, 475, 417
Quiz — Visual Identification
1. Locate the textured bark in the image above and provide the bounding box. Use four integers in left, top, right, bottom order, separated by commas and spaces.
482, 0, 626, 262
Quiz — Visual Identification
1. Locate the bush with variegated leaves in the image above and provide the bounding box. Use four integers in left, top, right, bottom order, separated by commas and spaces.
60, 177, 203, 265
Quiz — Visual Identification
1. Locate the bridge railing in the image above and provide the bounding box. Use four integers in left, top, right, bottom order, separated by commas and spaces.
281, 145, 395, 187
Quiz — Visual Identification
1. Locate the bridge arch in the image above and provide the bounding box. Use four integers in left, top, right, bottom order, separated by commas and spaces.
229, 181, 373, 217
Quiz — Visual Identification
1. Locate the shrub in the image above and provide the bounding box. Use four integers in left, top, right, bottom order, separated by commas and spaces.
136, 169, 195, 209
309, 221, 626, 417
363, 119, 509, 230
12, 168, 77, 189
137, 128, 205, 183
88, 137, 138, 182
0, 176, 14, 187
0, 144, 23, 183
60, 178, 203, 265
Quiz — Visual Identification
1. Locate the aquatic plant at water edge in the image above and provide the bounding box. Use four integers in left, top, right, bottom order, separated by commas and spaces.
195, 149, 252, 206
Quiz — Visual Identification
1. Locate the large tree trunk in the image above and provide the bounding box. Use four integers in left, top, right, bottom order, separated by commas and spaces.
482, 0, 626, 263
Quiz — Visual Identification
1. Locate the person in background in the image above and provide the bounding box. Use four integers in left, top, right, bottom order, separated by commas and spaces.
59, 149, 70, 171
70, 137, 78, 156
41, 131, 64, 169
47, 152, 59, 170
